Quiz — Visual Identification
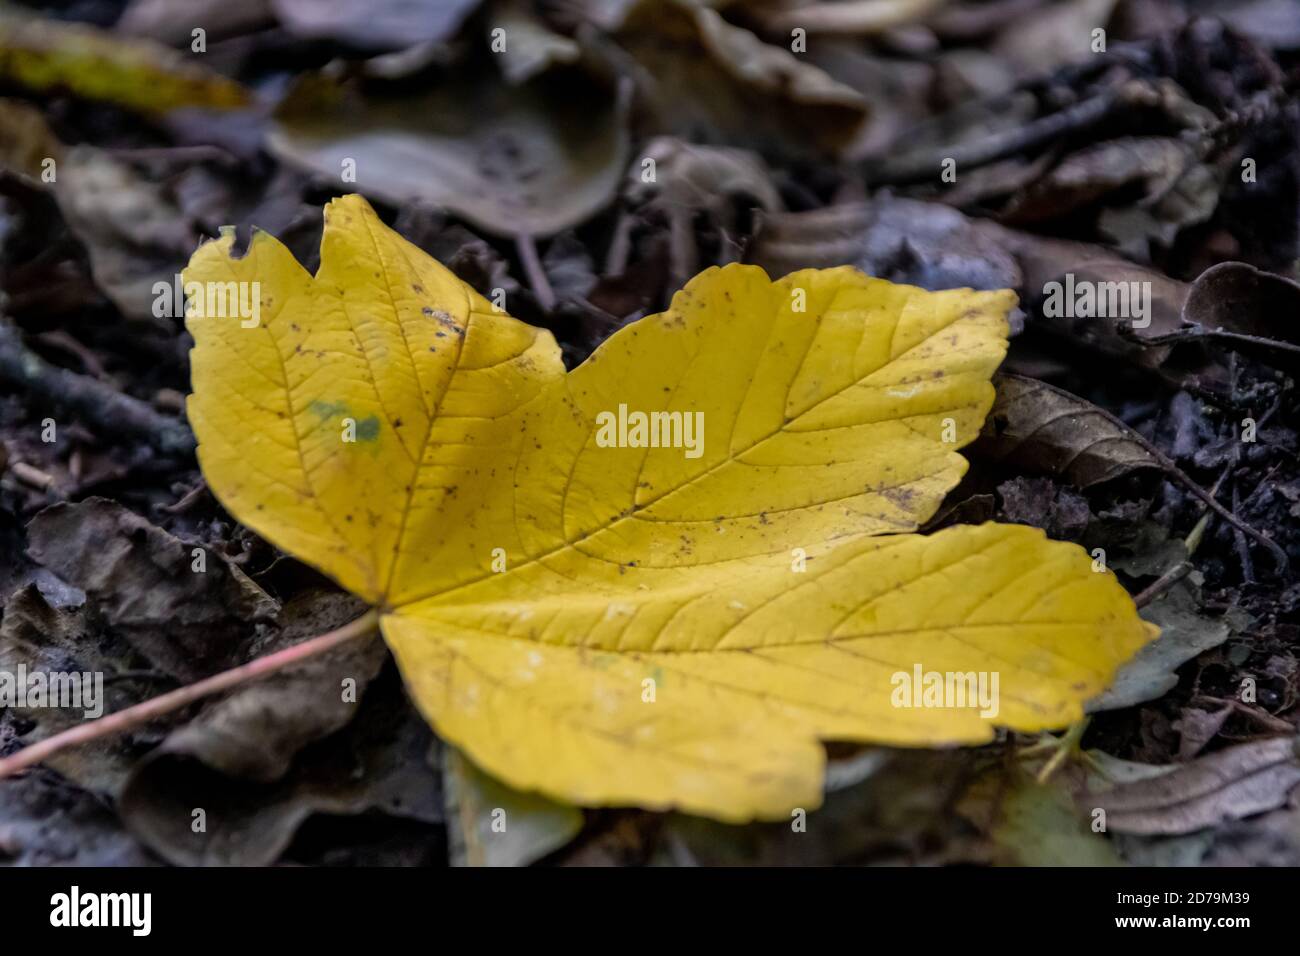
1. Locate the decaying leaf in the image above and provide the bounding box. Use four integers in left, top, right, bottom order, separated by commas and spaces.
0, 584, 144, 793
119, 668, 442, 866
748, 197, 1022, 292
0, 101, 198, 326
0, 8, 250, 114
183, 194, 1156, 821
26, 498, 279, 682
1092, 736, 1300, 835
1174, 260, 1300, 371
268, 64, 629, 237
976, 373, 1161, 487
959, 768, 1122, 866
609, 0, 869, 158
270, 0, 482, 51
490, 0, 581, 85
1086, 579, 1232, 713
443, 748, 584, 867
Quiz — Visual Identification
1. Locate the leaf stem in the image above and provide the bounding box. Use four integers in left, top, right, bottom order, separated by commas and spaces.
0, 609, 381, 781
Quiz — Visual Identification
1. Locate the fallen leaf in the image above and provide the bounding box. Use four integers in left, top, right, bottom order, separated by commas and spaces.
127, 590, 385, 783
119, 667, 442, 865
54, 145, 201, 327
490, 0, 581, 85
184, 194, 1156, 821
1000, 137, 1220, 257
960, 768, 1122, 866
1174, 705, 1234, 760
608, 0, 868, 158
268, 63, 629, 237
0, 8, 250, 114
1173, 260, 1300, 371
0, 583, 146, 793
117, 0, 273, 45
993, 0, 1118, 77
0, 101, 199, 327
26, 498, 279, 682
1087, 579, 1232, 713
748, 197, 1022, 292
627, 136, 783, 290
270, 0, 482, 51
1091, 736, 1300, 835
626, 137, 783, 217
443, 748, 584, 867
976, 373, 1161, 487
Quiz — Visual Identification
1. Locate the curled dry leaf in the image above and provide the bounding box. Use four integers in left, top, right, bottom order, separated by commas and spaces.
1092, 736, 1300, 835
183, 194, 1156, 821
976, 373, 1161, 487
1174, 260, 1300, 370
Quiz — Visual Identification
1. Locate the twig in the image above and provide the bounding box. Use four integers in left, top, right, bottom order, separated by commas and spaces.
1191, 695, 1296, 735
514, 234, 556, 312
0, 322, 194, 457
7, 460, 56, 491
1133, 561, 1193, 608
0, 610, 380, 780
1008, 377, 1288, 574
864, 89, 1126, 185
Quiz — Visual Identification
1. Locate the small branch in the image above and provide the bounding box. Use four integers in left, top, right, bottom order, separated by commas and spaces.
0, 610, 380, 780
515, 234, 556, 312
7, 460, 56, 491
864, 89, 1123, 185
1133, 561, 1193, 608
0, 322, 194, 457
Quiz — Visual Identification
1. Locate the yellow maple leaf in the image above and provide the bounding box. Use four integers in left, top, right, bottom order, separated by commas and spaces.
184, 195, 1157, 821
